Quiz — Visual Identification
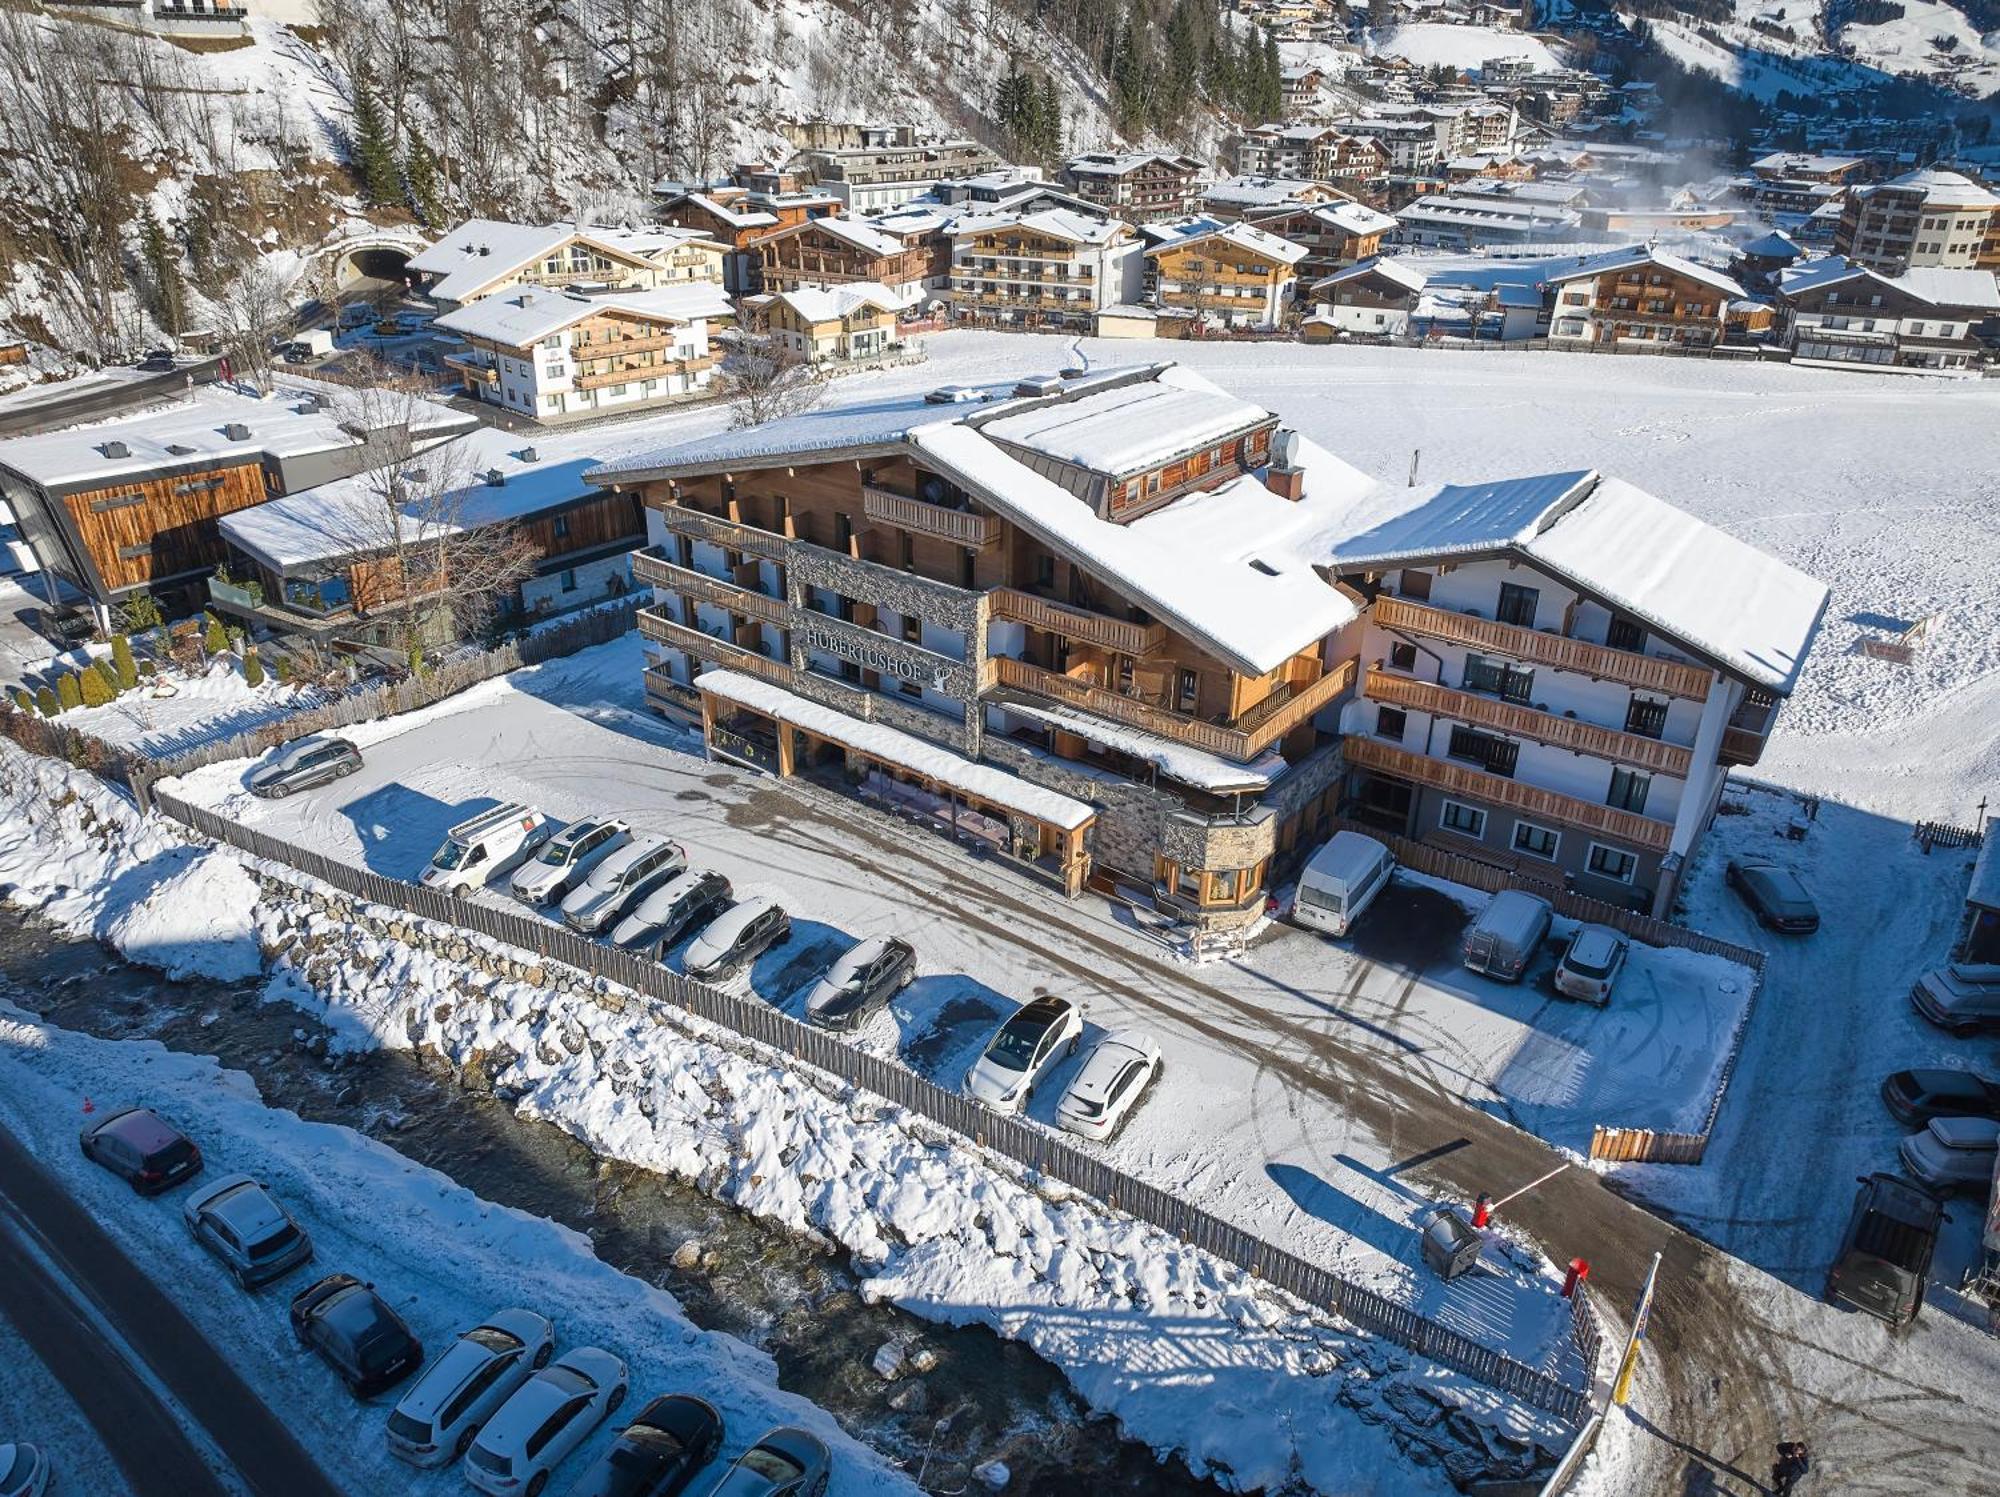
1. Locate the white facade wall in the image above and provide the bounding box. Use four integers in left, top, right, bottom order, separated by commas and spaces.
520, 551, 630, 615
474, 318, 718, 421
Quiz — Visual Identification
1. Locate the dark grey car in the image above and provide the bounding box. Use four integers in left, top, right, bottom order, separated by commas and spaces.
1824, 1172, 1943, 1327
248, 737, 362, 799
181, 1173, 314, 1288
1725, 857, 1819, 933
803, 937, 916, 1031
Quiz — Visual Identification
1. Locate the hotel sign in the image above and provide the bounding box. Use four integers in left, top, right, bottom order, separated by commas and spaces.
799, 618, 969, 696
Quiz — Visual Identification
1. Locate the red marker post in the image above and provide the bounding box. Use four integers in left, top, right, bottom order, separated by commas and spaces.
1562, 1257, 1590, 1298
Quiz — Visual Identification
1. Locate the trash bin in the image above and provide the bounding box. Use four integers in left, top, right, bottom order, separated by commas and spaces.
1421, 1209, 1483, 1281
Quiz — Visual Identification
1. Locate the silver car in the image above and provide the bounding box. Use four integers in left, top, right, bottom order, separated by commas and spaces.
247, 737, 362, 799
180, 1173, 313, 1288
560, 834, 686, 934
511, 817, 631, 905
385, 1308, 555, 1468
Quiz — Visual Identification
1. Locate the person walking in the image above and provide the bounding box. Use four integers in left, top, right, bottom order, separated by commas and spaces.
1771, 1439, 1810, 1494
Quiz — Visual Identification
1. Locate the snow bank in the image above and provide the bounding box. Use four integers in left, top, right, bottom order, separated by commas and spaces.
100, 848, 263, 982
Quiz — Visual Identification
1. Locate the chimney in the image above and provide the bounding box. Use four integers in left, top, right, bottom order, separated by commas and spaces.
1264, 428, 1305, 502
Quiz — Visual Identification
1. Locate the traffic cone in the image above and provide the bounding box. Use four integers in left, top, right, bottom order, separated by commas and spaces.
82, 1096, 95, 1114
1471, 1193, 1491, 1229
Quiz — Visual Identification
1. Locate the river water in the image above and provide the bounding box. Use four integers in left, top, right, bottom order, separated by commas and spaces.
0, 913, 1235, 1497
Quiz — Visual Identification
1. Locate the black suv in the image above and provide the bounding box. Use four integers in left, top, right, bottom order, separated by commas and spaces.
80, 1108, 203, 1195
1825, 1173, 1945, 1327
804, 936, 917, 1030
291, 1273, 425, 1397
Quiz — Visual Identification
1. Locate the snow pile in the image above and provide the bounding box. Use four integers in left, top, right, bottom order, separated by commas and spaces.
23, 653, 321, 761
100, 849, 263, 982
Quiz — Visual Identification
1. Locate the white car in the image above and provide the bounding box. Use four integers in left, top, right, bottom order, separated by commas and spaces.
560, 835, 686, 934
1056, 1030, 1161, 1140
511, 817, 631, 905
0, 1443, 49, 1497
385, 1308, 554, 1468
1899, 1115, 2000, 1196
463, 1346, 627, 1495
421, 804, 550, 894
964, 995, 1082, 1114
1553, 925, 1629, 1005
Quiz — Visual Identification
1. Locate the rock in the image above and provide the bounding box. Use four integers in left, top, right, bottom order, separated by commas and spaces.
670, 1239, 704, 1271
886, 1380, 929, 1413
1382, 1381, 1447, 1428
972, 1460, 1010, 1490
870, 1341, 907, 1381
905, 1344, 939, 1374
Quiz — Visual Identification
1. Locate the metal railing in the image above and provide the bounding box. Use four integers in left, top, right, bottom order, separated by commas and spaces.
148, 786, 1600, 1431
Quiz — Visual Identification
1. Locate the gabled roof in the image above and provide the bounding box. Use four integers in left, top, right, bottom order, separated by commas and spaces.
1204, 176, 1346, 209
1063, 151, 1203, 179
1143, 219, 1309, 267
1542, 246, 1745, 300
409, 220, 700, 302
1737, 229, 1801, 259
665, 191, 780, 230
763, 281, 908, 322
946, 208, 1129, 246
435, 284, 731, 347
1312, 256, 1428, 294
1777, 256, 2000, 311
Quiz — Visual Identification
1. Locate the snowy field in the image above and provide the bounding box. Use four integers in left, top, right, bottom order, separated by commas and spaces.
1371, 23, 1562, 74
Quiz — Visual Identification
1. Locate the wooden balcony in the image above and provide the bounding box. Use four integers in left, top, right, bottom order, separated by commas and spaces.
989, 654, 1354, 761
633, 549, 788, 626
573, 354, 712, 391
861, 485, 1000, 548
1372, 596, 1713, 701
989, 588, 1166, 656
1343, 736, 1673, 852
1718, 727, 1767, 767
1363, 666, 1693, 777
640, 608, 792, 688
573, 331, 679, 358
650, 503, 789, 562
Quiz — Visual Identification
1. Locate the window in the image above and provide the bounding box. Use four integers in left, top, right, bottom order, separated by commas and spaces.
1440, 800, 1487, 837
1398, 568, 1431, 600
1210, 867, 1239, 902
1512, 821, 1559, 860
900, 614, 921, 643
1588, 844, 1637, 883
442, 1356, 513, 1428
960, 548, 976, 588
559, 568, 578, 593
1462, 653, 1533, 703
552, 514, 569, 539
1176, 668, 1199, 713
1388, 640, 1418, 673
1606, 616, 1647, 652
1447, 725, 1518, 777
1495, 582, 1540, 628
1375, 704, 1406, 741
1625, 696, 1668, 739
1116, 656, 1135, 694
1607, 767, 1650, 813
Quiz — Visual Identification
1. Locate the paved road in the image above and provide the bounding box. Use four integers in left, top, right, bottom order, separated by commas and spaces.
0, 1123, 344, 1497
0, 359, 222, 438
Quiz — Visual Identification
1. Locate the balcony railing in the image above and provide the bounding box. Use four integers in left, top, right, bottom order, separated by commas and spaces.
989, 588, 1166, 656
573, 354, 713, 391
640, 608, 875, 716
1363, 667, 1693, 777
633, 549, 788, 626
1372, 596, 1712, 700
573, 331, 680, 358
1343, 736, 1673, 852
861, 485, 1000, 548
650, 503, 790, 561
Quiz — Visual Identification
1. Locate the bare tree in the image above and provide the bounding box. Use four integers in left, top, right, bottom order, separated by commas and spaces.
720, 331, 828, 430
210, 258, 298, 393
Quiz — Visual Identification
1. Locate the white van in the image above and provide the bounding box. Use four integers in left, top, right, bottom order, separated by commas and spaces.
1461, 889, 1554, 983
1293, 831, 1395, 937
421, 803, 551, 893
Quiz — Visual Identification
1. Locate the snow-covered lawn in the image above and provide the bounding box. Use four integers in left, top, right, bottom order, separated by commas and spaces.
17, 648, 321, 762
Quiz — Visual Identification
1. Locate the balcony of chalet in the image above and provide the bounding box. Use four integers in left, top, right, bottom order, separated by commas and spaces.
1369, 594, 1713, 700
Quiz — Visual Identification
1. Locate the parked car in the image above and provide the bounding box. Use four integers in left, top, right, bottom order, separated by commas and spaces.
385, 1309, 555, 1468
1899, 1116, 2000, 1196
561, 835, 687, 935
79, 1107, 202, 1195
1825, 1172, 1944, 1327
683, 897, 792, 981
1291, 831, 1394, 938
0, 1443, 49, 1497
710, 1428, 829, 1497
136, 348, 177, 372
513, 818, 632, 905
422, 804, 551, 894
802, 936, 916, 1030
1057, 1030, 1161, 1141
1461, 890, 1553, 983
465, 1347, 628, 1496
560, 1393, 724, 1497
964, 995, 1083, 1114
610, 870, 732, 959
1909, 964, 2000, 1036
290, 1273, 425, 1397
1553, 925, 1629, 1005
247, 737, 362, 799
1724, 857, 1819, 933
1881, 1069, 2000, 1127
181, 1173, 313, 1287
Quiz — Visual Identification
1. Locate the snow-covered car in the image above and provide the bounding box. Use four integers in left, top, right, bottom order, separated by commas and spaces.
385, 1308, 554, 1469
964, 995, 1082, 1114
1881, 1069, 2000, 1127
289, 1273, 424, 1398
561, 1393, 724, 1497
464, 1347, 627, 1496
802, 936, 915, 1031
560, 835, 686, 934
610, 869, 733, 959
710, 1427, 829, 1497
1909, 963, 2000, 1036
0, 1443, 49, 1497
247, 737, 362, 799
1056, 1029, 1160, 1141
181, 1173, 313, 1288
80, 1106, 203, 1195
1552, 925, 1628, 1005
1724, 857, 1819, 933
511, 817, 631, 905
682, 897, 791, 982
1898, 1115, 2000, 1196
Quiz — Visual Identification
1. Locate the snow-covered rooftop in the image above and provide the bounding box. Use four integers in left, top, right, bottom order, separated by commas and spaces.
1777, 257, 2000, 310
1968, 818, 2000, 913
1063, 151, 1200, 179
1144, 218, 1309, 266
436, 285, 731, 347
1867, 169, 2000, 209
762, 282, 908, 322
1544, 246, 1746, 301
994, 698, 1287, 793
807, 216, 907, 258
1315, 256, 1429, 294
1204, 176, 1341, 209
948, 208, 1129, 245
977, 381, 1272, 476
408, 220, 572, 301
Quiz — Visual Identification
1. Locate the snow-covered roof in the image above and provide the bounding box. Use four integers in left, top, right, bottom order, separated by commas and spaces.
1328, 471, 1828, 694
1063, 151, 1201, 179
408, 220, 573, 300
978, 381, 1272, 477
1276, 202, 1401, 240
1543, 247, 1746, 300
1204, 176, 1341, 209
1751, 152, 1860, 176
1397, 196, 1581, 230
807, 216, 908, 258
1144, 219, 1309, 267
948, 208, 1129, 246
996, 698, 1287, 792
697, 669, 1095, 829
763, 282, 907, 322
666, 191, 780, 230
1867, 169, 2000, 209
435, 285, 730, 347
1777, 257, 2000, 311
219, 425, 604, 573
1737, 229, 1801, 259
1314, 256, 1429, 294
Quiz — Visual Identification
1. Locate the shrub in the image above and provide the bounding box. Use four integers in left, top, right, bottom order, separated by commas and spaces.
79, 667, 112, 707
408, 645, 426, 678
95, 659, 122, 697
244, 649, 265, 688
112, 634, 139, 691
273, 655, 292, 685
119, 594, 162, 632
57, 673, 83, 711
35, 686, 59, 718
203, 613, 229, 655
10, 687, 31, 713
139, 657, 157, 677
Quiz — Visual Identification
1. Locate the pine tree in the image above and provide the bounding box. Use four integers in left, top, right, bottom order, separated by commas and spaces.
350, 67, 401, 205
35, 686, 59, 718
203, 613, 229, 655
273, 655, 292, 686
11, 688, 33, 714
57, 673, 83, 712
93, 660, 121, 699
404, 133, 447, 227
112, 634, 138, 691
408, 644, 427, 678
244, 649, 265, 688
138, 208, 188, 342
1035, 75, 1063, 159
80, 667, 112, 708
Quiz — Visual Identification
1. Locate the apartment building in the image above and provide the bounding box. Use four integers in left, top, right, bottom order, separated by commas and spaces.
1749, 152, 1865, 186
1245, 200, 1400, 281
656, 179, 842, 293
1329, 472, 1827, 913
791, 129, 1003, 213
1280, 64, 1329, 118
745, 283, 912, 365
1144, 219, 1307, 330
436, 285, 729, 423
1777, 258, 1998, 371
1834, 168, 2000, 275
947, 211, 1145, 330
1235, 126, 1391, 192
1059, 152, 1207, 222
1337, 118, 1443, 174
1394, 192, 1581, 248
408, 220, 726, 312
753, 216, 941, 305
1545, 249, 1747, 351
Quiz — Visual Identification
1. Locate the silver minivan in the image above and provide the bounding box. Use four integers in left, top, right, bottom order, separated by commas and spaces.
1462, 890, 1554, 983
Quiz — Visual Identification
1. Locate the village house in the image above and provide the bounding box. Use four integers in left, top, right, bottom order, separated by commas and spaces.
1144, 219, 1308, 331
789, 127, 1003, 213
1834, 168, 2000, 275
209, 427, 643, 646
656, 173, 843, 293
0, 382, 476, 627
947, 210, 1145, 330
744, 283, 915, 365
407, 220, 727, 313
1059, 152, 1207, 222
1245, 200, 1401, 282
1201, 176, 1355, 221
1234, 125, 1391, 193
1544, 248, 1747, 351
753, 216, 942, 307
1394, 191, 1581, 249
1750, 152, 1866, 186
1731, 230, 1804, 293
435, 285, 731, 423
1776, 258, 1998, 372
1303, 258, 1429, 340
1280, 64, 1330, 118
